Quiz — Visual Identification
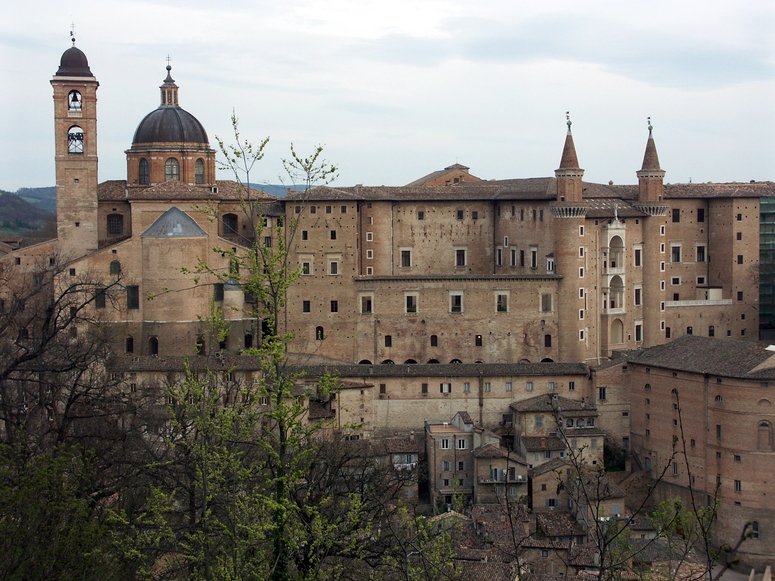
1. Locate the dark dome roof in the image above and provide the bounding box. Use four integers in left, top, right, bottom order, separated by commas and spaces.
132, 106, 209, 145
55, 46, 93, 77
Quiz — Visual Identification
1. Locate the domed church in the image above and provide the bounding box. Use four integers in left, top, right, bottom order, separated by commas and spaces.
46, 41, 275, 357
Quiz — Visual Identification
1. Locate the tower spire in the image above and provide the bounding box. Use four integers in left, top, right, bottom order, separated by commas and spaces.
558, 112, 580, 169
636, 117, 666, 202
640, 117, 661, 171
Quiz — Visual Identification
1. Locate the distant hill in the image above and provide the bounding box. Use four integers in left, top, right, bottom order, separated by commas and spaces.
249, 184, 308, 197
15, 186, 56, 213
0, 191, 55, 236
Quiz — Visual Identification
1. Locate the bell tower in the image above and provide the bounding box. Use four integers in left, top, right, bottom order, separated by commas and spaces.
51, 36, 99, 258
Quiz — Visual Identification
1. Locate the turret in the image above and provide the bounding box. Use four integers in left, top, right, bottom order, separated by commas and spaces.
555, 114, 585, 202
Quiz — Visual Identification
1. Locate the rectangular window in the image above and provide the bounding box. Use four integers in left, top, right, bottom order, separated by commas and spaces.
463, 382, 470, 392
510, 249, 517, 267
496, 248, 502, 266
329, 260, 339, 275
455, 249, 467, 267
672, 208, 680, 222
697, 208, 705, 222
440, 382, 451, 394
472, 211, 479, 220
439, 438, 450, 449
421, 382, 428, 394
457, 210, 464, 220
302, 230, 308, 240
738, 291, 744, 301
441, 461, 451, 471
737, 255, 744, 264
635, 324, 643, 342
127, 286, 140, 310
548, 382, 555, 391
671, 245, 681, 263
520, 250, 525, 267
634, 288, 642, 306
384, 335, 392, 347
330, 300, 338, 313
401, 250, 412, 268
95, 288, 106, 309
417, 210, 424, 220
568, 381, 575, 391
457, 461, 466, 471
379, 383, 386, 394
673, 462, 678, 476
484, 382, 491, 392
450, 293, 463, 313
530, 248, 538, 268
264, 236, 272, 248
330, 230, 337, 240
734, 480, 742, 493
361, 296, 373, 313
497, 294, 508, 312
406, 294, 417, 313
326, 205, 332, 213
366, 232, 373, 241
697, 245, 706, 262
599, 386, 607, 400
634, 248, 642, 267
309, 206, 316, 214
302, 262, 311, 275
737, 213, 743, 221
506, 382, 512, 392
717, 424, 722, 438
366, 250, 373, 259
541, 293, 553, 312
302, 300, 311, 313
214, 283, 224, 301
341, 205, 347, 213
457, 439, 468, 450
737, 232, 742, 240
526, 381, 533, 392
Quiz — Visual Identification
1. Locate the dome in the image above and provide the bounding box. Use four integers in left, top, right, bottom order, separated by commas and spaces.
55, 46, 93, 77
132, 106, 209, 145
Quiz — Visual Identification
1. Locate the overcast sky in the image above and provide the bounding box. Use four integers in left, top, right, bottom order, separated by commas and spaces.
2, 0, 774, 192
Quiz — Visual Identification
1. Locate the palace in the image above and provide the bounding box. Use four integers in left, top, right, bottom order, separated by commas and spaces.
3, 42, 775, 569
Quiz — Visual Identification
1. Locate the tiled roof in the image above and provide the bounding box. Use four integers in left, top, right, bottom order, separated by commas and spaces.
536, 512, 585, 538
383, 437, 422, 454
473, 444, 526, 465
521, 436, 565, 452
626, 334, 775, 379
140, 207, 207, 237
456, 411, 474, 424
453, 560, 516, 581
529, 457, 570, 477
511, 394, 596, 413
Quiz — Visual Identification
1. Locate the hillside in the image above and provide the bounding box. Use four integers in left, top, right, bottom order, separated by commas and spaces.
15, 186, 57, 213
0, 190, 55, 236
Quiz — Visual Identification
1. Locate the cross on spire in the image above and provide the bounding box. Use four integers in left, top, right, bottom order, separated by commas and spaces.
70, 22, 76, 46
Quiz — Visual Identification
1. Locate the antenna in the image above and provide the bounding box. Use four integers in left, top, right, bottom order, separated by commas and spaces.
70, 22, 76, 46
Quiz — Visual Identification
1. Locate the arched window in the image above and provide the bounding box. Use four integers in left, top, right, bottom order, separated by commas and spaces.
195, 158, 205, 184
125, 336, 134, 353
139, 158, 149, 185
68, 90, 82, 111
223, 214, 238, 235
645, 383, 652, 390
107, 214, 123, 236
587, 418, 595, 427
608, 235, 624, 268
610, 319, 624, 344
566, 419, 574, 428
109, 260, 121, 275
687, 326, 693, 335
315, 326, 325, 341
427, 359, 440, 364
244, 333, 253, 349
404, 359, 418, 364
381, 359, 395, 365
715, 395, 724, 402
358, 360, 372, 365
758, 421, 773, 451
149, 337, 159, 356
430, 334, 438, 347
576, 419, 584, 427
608, 276, 624, 309
540, 358, 554, 363
68, 126, 84, 154
450, 359, 463, 364
164, 158, 180, 181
